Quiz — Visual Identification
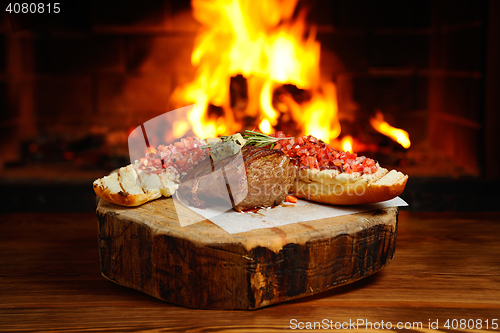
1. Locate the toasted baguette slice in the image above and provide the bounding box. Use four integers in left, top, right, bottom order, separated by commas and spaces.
135, 165, 179, 198
292, 166, 408, 205
93, 164, 179, 207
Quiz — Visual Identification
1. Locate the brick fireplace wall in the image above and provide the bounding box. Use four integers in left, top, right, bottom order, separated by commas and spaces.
0, 0, 198, 168
314, 0, 488, 177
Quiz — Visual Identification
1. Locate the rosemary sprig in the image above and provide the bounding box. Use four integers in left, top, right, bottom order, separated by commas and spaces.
201, 130, 292, 149
243, 130, 292, 147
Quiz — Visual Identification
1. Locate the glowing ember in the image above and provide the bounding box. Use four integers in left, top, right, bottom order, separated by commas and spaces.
370, 110, 411, 149
258, 118, 272, 134
341, 135, 353, 153
172, 0, 341, 142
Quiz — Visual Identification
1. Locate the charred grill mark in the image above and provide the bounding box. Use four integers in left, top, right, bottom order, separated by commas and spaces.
116, 170, 129, 195
130, 166, 147, 194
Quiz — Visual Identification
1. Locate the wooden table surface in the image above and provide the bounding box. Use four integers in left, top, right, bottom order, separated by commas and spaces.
1, 210, 499, 332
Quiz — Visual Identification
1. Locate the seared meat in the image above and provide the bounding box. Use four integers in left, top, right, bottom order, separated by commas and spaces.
178, 146, 295, 212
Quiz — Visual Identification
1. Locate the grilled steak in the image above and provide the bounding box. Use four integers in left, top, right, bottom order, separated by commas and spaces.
178, 146, 295, 212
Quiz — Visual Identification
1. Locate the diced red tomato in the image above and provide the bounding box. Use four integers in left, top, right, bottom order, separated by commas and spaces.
269, 132, 378, 175
139, 136, 209, 175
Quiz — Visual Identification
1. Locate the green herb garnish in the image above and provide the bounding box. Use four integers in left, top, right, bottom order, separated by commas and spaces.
243, 130, 292, 147
201, 130, 292, 149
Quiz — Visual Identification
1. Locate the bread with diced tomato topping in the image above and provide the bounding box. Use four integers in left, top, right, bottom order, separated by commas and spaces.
268, 132, 408, 205
93, 136, 207, 207
292, 166, 408, 205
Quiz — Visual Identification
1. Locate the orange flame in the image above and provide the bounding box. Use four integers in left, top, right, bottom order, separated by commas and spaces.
172, 0, 341, 142
341, 135, 353, 153
370, 110, 411, 149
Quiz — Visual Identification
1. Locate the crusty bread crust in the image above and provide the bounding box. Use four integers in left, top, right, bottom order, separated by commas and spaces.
93, 180, 161, 207
93, 164, 178, 207
292, 166, 408, 205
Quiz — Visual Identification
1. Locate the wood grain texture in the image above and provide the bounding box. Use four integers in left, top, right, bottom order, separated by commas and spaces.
96, 197, 398, 309
1, 211, 499, 332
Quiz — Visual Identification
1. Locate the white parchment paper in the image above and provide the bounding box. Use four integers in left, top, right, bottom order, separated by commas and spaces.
175, 194, 408, 234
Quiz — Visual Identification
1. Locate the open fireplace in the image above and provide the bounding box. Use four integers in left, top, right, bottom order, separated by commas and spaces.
1, 0, 499, 212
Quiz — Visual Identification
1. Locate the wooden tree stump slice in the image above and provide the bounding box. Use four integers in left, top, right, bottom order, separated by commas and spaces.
96, 197, 399, 310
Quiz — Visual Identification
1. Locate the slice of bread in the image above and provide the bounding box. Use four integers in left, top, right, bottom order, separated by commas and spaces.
292, 166, 408, 205
93, 164, 178, 207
